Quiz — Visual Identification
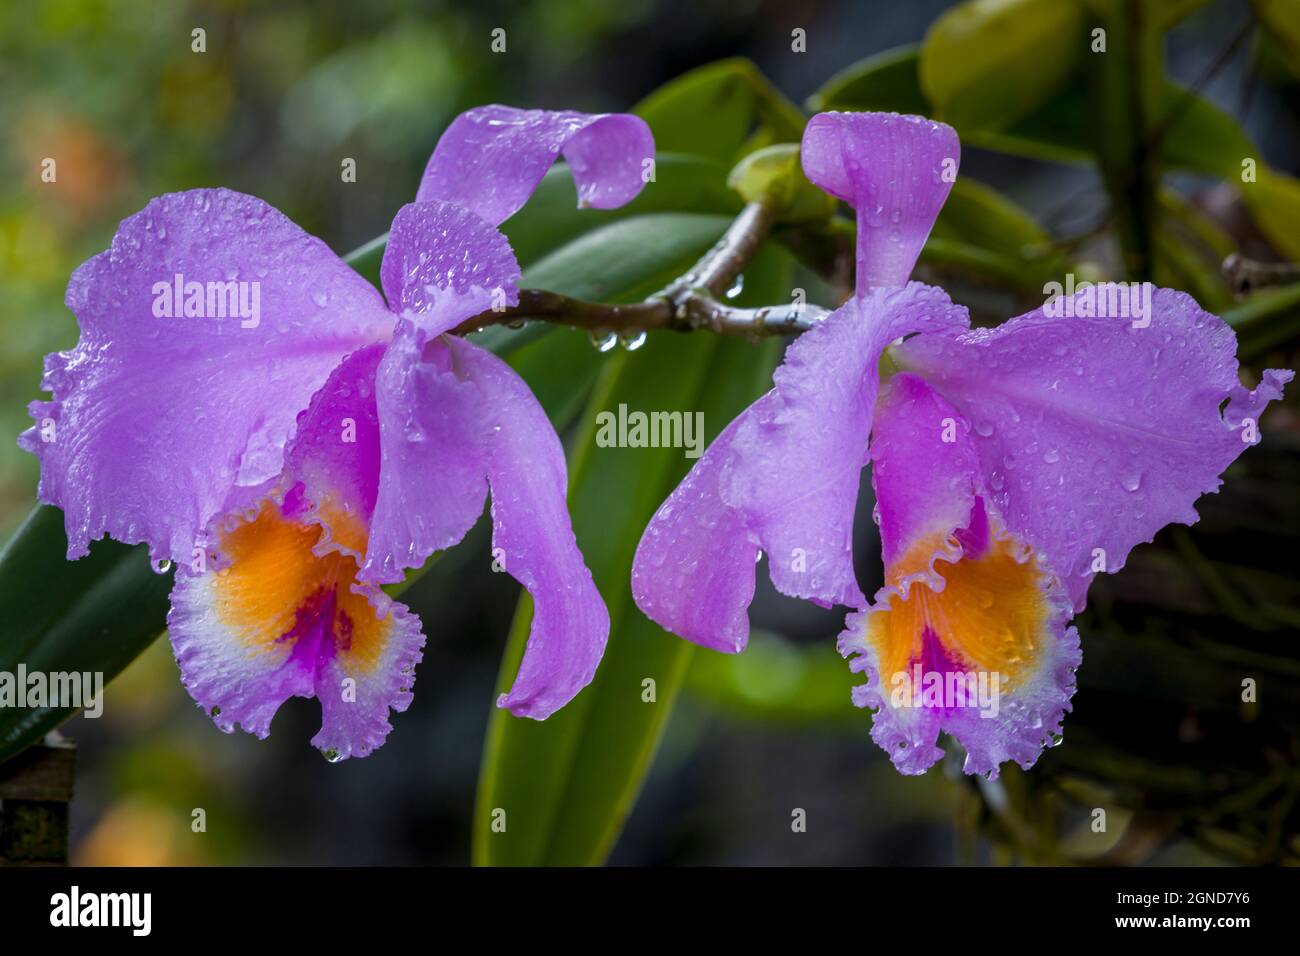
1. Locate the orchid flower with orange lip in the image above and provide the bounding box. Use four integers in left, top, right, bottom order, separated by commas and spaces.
21, 106, 654, 759
632, 111, 1292, 777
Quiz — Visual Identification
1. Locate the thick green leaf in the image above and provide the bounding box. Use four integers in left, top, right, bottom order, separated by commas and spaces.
1224, 281, 1300, 360
812, 43, 1300, 264
931, 177, 1066, 287
633, 58, 805, 164
474, 245, 791, 866
0, 506, 173, 762
920, 0, 1085, 131
807, 44, 930, 115
814, 44, 1257, 179
1241, 168, 1300, 264
726, 144, 836, 222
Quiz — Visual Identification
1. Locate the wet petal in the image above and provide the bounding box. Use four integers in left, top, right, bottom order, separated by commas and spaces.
895, 287, 1294, 609
362, 325, 488, 585
450, 338, 609, 719
417, 105, 654, 226
868, 372, 980, 590
362, 332, 607, 718
20, 188, 393, 565
380, 199, 520, 336
841, 373, 1080, 777
633, 284, 968, 650
801, 112, 959, 293
281, 344, 386, 560
168, 499, 425, 760
631, 410, 760, 653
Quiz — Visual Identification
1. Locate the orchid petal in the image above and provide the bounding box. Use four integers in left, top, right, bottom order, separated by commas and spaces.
633, 283, 969, 650
281, 343, 386, 561
379, 199, 520, 336
417, 105, 654, 226
19, 188, 394, 565
894, 287, 1294, 609
631, 410, 760, 653
841, 373, 1080, 777
168, 499, 425, 760
362, 324, 488, 585
801, 112, 959, 293
449, 337, 609, 719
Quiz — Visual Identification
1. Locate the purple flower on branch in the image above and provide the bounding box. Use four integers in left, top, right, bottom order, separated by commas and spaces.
21, 106, 653, 759
632, 111, 1292, 777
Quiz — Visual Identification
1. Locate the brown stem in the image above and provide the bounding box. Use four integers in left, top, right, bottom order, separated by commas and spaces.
451, 201, 824, 339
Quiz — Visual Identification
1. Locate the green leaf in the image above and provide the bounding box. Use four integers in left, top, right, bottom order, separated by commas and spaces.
726, 144, 836, 222
1224, 281, 1300, 360
931, 177, 1064, 284
0, 505, 173, 762
1241, 168, 1300, 264
633, 58, 805, 164
474, 244, 792, 866
818, 45, 1255, 180
807, 44, 930, 115
920, 0, 1085, 131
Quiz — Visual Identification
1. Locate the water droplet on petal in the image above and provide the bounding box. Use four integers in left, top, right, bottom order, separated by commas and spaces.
151, 558, 172, 574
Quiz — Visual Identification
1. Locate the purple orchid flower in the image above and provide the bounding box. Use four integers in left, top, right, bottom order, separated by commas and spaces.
21, 106, 654, 759
632, 111, 1292, 777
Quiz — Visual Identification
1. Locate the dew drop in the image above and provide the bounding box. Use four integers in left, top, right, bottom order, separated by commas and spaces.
975, 420, 995, 438
320, 748, 343, 763
619, 329, 647, 351
1043, 448, 1060, 464
151, 558, 173, 574
1121, 470, 1143, 492
588, 329, 618, 352
725, 274, 745, 299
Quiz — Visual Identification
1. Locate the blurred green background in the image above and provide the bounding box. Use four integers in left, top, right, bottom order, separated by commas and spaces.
2, 0, 1298, 865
